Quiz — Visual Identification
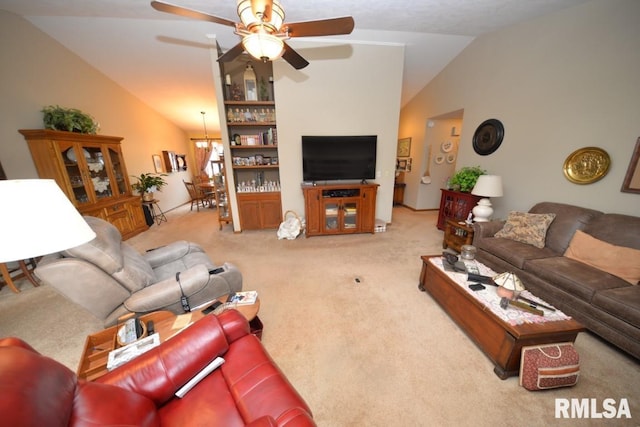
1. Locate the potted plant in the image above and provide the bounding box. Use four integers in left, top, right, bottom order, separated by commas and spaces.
448, 166, 486, 192
131, 173, 168, 201
41, 105, 99, 134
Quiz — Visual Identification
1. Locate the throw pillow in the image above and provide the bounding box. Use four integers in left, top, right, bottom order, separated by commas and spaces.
494, 211, 556, 249
564, 230, 640, 285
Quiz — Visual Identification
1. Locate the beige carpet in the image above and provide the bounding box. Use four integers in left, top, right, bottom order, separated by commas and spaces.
1, 205, 638, 426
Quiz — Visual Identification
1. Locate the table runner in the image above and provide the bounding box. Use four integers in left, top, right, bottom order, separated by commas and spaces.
429, 257, 571, 326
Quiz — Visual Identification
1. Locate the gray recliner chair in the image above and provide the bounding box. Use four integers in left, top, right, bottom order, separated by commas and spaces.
35, 216, 242, 326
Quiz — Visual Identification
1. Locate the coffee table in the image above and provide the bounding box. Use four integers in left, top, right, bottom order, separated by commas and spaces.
418, 255, 584, 379
77, 295, 261, 381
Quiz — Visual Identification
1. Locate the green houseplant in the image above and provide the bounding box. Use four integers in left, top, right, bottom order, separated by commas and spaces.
41, 105, 99, 134
449, 166, 486, 192
131, 173, 168, 201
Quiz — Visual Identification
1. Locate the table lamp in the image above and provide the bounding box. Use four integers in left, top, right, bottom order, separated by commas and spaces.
493, 272, 525, 299
0, 180, 96, 263
471, 175, 503, 222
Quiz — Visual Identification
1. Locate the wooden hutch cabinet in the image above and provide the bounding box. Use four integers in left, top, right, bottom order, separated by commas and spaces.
20, 129, 148, 239
436, 189, 482, 230
302, 183, 378, 237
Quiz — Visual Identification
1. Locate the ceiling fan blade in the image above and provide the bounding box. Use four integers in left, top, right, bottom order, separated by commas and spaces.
285, 17, 355, 38
282, 42, 309, 70
218, 42, 246, 63
151, 1, 236, 27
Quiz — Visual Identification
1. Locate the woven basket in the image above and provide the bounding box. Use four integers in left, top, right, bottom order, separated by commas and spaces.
283, 210, 304, 233
277, 210, 304, 240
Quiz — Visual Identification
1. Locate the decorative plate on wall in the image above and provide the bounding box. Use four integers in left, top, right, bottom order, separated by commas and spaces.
441, 140, 453, 152
472, 119, 504, 155
434, 154, 445, 164
563, 147, 611, 184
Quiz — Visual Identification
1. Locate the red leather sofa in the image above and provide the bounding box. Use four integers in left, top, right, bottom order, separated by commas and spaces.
0, 310, 315, 426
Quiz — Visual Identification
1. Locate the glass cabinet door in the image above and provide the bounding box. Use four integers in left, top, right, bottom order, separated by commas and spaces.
59, 142, 91, 205
324, 201, 340, 231
82, 145, 113, 201
107, 145, 127, 196
342, 201, 358, 230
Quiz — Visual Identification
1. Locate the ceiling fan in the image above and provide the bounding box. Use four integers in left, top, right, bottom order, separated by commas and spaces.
151, 0, 355, 70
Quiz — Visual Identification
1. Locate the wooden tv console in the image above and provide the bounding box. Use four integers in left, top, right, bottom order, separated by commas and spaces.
302, 183, 378, 237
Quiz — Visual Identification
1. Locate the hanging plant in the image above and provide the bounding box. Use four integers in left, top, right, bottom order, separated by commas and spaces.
41, 105, 100, 134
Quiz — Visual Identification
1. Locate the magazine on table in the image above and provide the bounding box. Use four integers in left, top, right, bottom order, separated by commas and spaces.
228, 290, 258, 305
107, 332, 160, 370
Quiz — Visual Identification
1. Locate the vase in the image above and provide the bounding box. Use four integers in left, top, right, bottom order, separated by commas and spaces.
142, 192, 154, 202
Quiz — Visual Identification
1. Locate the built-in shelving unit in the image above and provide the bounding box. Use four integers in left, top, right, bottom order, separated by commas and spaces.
220, 60, 282, 230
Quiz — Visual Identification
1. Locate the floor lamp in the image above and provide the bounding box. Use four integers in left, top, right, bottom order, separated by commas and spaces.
0, 180, 96, 267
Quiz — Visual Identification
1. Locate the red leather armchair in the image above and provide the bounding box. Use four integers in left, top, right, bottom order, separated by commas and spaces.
0, 310, 315, 427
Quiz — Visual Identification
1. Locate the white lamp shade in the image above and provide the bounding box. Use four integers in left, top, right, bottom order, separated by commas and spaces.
0, 180, 96, 263
242, 32, 284, 61
471, 175, 503, 197
493, 272, 525, 299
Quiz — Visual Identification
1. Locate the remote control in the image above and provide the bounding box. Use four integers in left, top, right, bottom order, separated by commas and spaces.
146, 320, 155, 335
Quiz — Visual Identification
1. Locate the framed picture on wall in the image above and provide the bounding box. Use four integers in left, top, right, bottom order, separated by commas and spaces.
152, 154, 163, 173
397, 137, 411, 157
621, 137, 640, 194
396, 157, 412, 172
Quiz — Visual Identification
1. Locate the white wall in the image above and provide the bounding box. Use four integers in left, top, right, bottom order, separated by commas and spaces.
0, 11, 191, 211
400, 0, 640, 217
274, 41, 405, 223
402, 114, 464, 209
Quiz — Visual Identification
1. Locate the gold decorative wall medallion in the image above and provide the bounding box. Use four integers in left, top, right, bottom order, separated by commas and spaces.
563, 147, 611, 184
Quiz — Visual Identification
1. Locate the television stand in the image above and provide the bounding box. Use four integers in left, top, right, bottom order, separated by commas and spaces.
302, 183, 379, 237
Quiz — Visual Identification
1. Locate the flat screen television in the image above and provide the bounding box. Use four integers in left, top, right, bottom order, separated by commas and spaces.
302, 135, 377, 182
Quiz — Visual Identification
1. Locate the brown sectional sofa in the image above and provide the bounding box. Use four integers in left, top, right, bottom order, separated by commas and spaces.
472, 202, 640, 360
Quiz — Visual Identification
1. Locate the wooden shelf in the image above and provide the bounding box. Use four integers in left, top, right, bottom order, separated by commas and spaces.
227, 122, 276, 127
231, 145, 278, 149
224, 100, 275, 106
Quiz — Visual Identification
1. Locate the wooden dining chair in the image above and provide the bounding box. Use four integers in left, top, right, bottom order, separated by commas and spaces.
183, 180, 209, 211
0, 259, 40, 293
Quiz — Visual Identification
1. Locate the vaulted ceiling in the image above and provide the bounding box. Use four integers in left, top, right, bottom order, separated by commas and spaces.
1, 0, 589, 133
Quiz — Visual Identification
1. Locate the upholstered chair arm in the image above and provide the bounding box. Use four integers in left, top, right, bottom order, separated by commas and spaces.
124, 263, 243, 313
143, 241, 205, 268
124, 264, 212, 313
473, 220, 505, 239
96, 314, 234, 406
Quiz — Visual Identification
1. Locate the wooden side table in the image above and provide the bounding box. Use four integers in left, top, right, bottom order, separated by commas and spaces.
77, 296, 262, 381
393, 183, 406, 205
443, 219, 474, 252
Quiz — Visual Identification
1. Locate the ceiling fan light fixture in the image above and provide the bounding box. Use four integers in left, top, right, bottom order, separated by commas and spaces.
237, 0, 284, 32
242, 32, 284, 62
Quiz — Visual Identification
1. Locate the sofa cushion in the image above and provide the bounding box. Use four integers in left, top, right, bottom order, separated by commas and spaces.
524, 257, 630, 303
565, 230, 640, 285
529, 202, 602, 254
494, 211, 556, 249
477, 237, 557, 270
582, 213, 640, 250
592, 286, 640, 329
